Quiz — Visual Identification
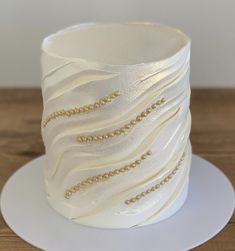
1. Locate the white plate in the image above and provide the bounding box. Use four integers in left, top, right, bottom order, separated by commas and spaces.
1, 154, 234, 251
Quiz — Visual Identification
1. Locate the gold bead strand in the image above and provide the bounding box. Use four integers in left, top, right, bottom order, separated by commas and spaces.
42, 90, 121, 128
124, 152, 185, 205
64, 150, 152, 199
77, 97, 166, 143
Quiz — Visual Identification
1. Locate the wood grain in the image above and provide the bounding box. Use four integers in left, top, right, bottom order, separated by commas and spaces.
0, 89, 234, 251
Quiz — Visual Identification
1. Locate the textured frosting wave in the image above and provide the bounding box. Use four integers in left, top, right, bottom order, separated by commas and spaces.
41, 23, 192, 228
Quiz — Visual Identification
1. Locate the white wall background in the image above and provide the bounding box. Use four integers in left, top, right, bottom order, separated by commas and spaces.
0, 0, 234, 88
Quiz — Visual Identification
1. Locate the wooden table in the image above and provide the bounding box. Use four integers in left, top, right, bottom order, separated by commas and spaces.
0, 89, 234, 251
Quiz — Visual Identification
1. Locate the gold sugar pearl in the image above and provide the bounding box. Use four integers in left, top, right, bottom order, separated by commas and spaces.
108, 132, 115, 137
141, 112, 148, 117
146, 189, 152, 194
100, 100, 106, 105
91, 177, 98, 182
104, 97, 111, 103
151, 103, 158, 109
114, 130, 122, 135
102, 173, 109, 179
87, 179, 93, 184
79, 107, 84, 112
160, 180, 165, 186
130, 120, 137, 125
120, 128, 126, 133
42, 90, 121, 128
124, 152, 185, 205
136, 115, 143, 122
125, 124, 132, 129
119, 167, 126, 172
64, 191, 72, 199
135, 160, 141, 165
124, 166, 130, 171
70, 187, 77, 193
113, 91, 121, 97
110, 94, 117, 99
74, 185, 80, 191
116, 91, 121, 95
114, 170, 120, 175
161, 97, 166, 103
83, 106, 89, 112
76, 97, 166, 143
64, 150, 152, 199
164, 177, 170, 182
155, 184, 160, 189
136, 195, 141, 200
141, 154, 147, 160
146, 150, 152, 155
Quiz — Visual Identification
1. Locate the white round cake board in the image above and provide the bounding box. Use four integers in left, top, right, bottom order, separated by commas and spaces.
0, 154, 234, 251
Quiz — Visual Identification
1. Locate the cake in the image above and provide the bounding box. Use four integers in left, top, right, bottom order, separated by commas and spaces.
41, 22, 191, 229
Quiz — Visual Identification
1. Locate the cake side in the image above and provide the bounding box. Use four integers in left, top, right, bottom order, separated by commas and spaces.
41, 22, 191, 228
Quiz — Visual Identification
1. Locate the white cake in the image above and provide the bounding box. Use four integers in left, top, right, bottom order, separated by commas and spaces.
41, 22, 191, 229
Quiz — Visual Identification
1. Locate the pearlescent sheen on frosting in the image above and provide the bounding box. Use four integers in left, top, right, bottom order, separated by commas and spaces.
41, 22, 191, 229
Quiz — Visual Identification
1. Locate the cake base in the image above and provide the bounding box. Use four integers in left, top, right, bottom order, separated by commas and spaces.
1, 154, 234, 251
47, 167, 189, 228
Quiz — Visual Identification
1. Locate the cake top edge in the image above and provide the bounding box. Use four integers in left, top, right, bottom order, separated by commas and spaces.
41, 22, 190, 67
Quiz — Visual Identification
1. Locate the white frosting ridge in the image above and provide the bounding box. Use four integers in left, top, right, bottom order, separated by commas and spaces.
41, 22, 192, 228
